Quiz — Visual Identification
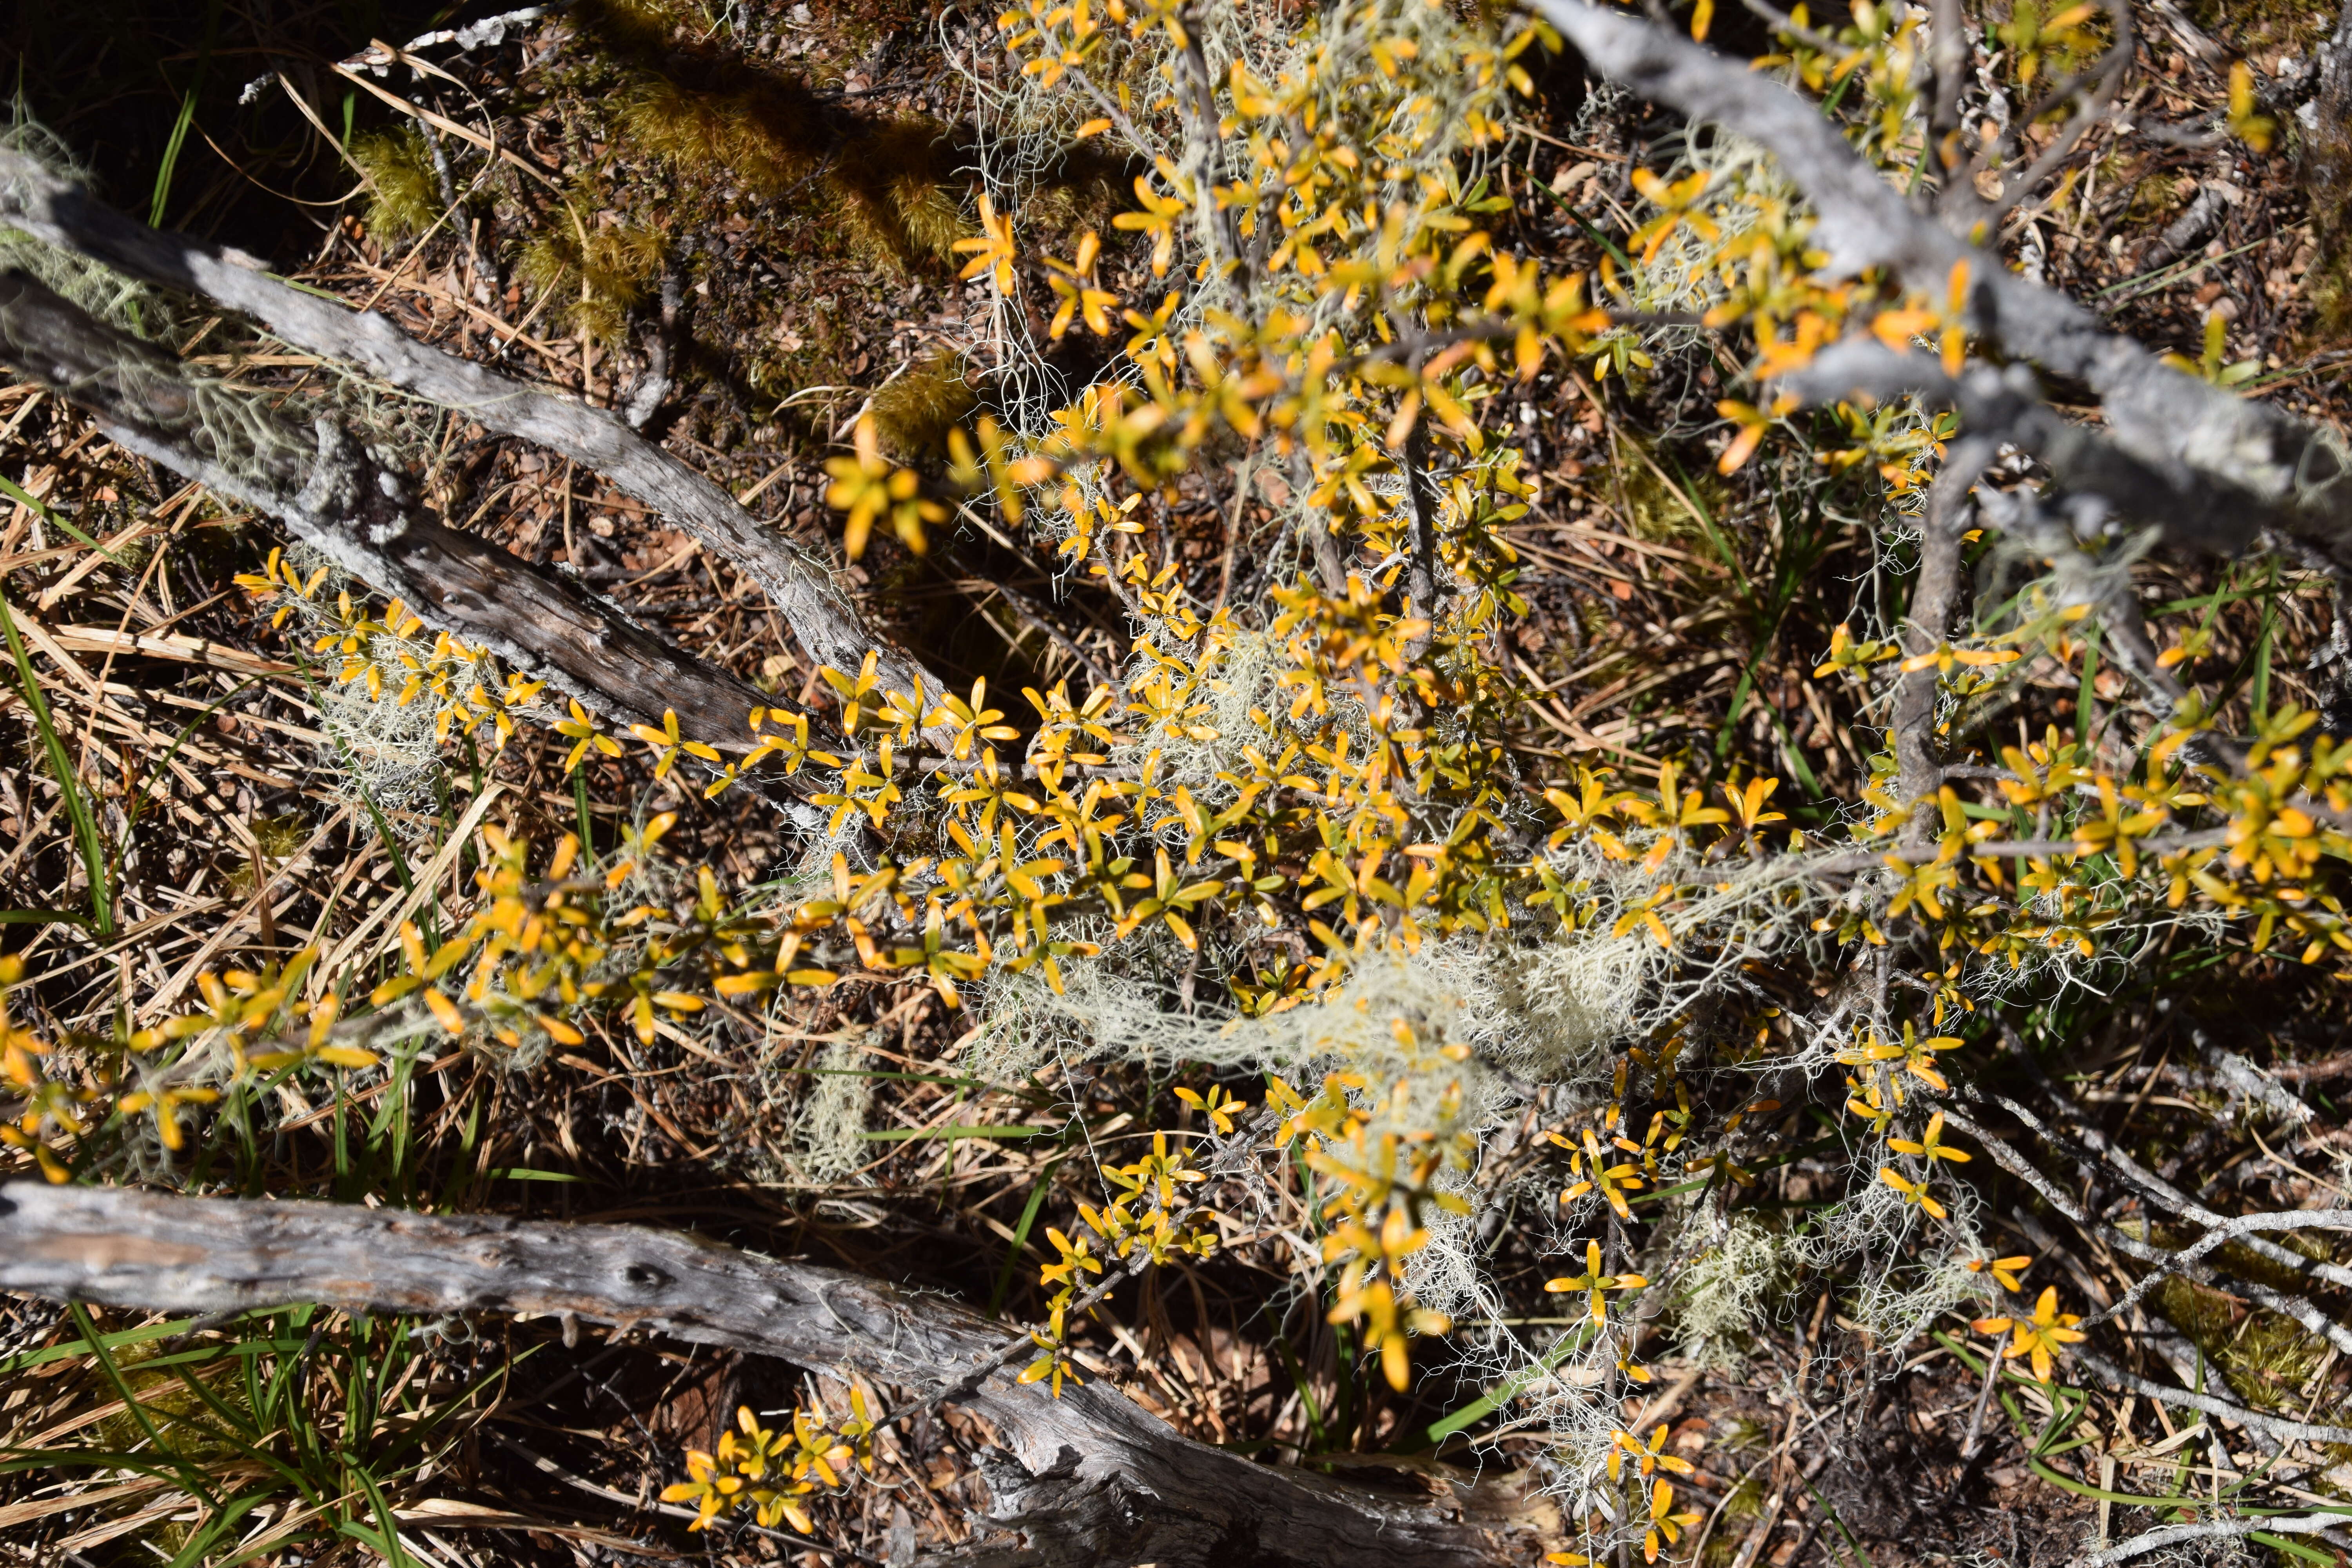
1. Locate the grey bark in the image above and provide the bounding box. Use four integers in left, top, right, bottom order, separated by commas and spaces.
0, 1182, 1562, 1568
1530, 1, 2352, 570
2305, 0, 2352, 351
1892, 437, 1989, 811
0, 149, 938, 704
0, 269, 822, 823
1777, 342, 2284, 560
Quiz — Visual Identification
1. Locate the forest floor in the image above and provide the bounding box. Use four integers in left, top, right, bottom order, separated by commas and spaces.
5, 0, 2352, 1564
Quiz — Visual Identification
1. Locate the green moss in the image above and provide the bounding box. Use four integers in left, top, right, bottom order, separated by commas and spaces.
832, 120, 969, 270
1717, 1416, 1774, 1456
2308, 152, 2352, 345
515, 211, 666, 344
582, 0, 975, 275
348, 127, 439, 243
615, 68, 824, 195
1698, 1478, 1764, 1566
1617, 447, 1726, 555
2151, 1244, 2344, 1419
2124, 171, 2192, 231
2183, 0, 2337, 48
578, 0, 1131, 290
869, 353, 978, 462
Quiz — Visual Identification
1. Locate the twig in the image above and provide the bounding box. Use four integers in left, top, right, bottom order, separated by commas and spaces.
1171, 5, 1242, 281
1958, 1325, 2009, 1461
2273, 1051, 2352, 1083
2069, 1350, 2352, 1449
873, 1104, 1283, 1436
1976, 0, 2135, 232
1895, 438, 1991, 816
2072, 1512, 2352, 1568
1524, 0, 2352, 564
0, 272, 820, 832
1942, 1103, 2352, 1361
2077, 1210, 2352, 1334
1928, 0, 1967, 159
1988, 1088, 2352, 1293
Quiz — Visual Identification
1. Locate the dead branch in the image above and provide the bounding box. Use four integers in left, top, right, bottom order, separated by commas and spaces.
2068, 1346, 2352, 1446
2073, 1511, 2352, 1568
1779, 341, 2280, 561
1940, 1105, 2352, 1364
1172, 6, 1242, 279
0, 269, 820, 822
1529, 0, 2352, 564
0, 148, 937, 701
2272, 1051, 2352, 1083
2078, 1210, 2352, 1334
1985, 1089, 2352, 1292
0, 1182, 1562, 1568
1893, 437, 1991, 811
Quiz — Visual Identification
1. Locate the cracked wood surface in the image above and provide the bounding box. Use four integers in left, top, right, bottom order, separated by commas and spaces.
0, 148, 937, 703
0, 1182, 1560, 1568
0, 269, 820, 820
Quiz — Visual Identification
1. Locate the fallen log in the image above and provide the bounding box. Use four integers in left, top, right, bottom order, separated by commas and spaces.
0, 268, 823, 824
0, 1182, 1561, 1568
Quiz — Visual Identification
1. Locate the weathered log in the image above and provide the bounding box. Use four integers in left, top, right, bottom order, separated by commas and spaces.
0, 269, 821, 822
0, 1183, 1561, 1568
0, 148, 936, 702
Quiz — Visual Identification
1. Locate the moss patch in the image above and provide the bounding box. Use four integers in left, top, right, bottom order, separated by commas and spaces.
349, 127, 440, 244
869, 352, 978, 463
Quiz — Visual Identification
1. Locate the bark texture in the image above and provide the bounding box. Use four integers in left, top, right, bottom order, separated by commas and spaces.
0, 269, 819, 821
0, 1183, 1560, 1568
0, 148, 936, 702
1532, 0, 2352, 569
2309, 0, 2352, 340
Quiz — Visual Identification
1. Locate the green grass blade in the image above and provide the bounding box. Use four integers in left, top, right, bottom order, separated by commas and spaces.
1800, 1478, 1874, 1567
0, 1314, 207, 1377
1663, 452, 1753, 607
0, 591, 113, 934
1528, 178, 1633, 271
151, 89, 198, 227
989, 1153, 1065, 1318
1270, 1331, 1329, 1452
165, 1488, 280, 1568
862, 1123, 1054, 1142
67, 1303, 214, 1506
1395, 1321, 1597, 1451
0, 473, 127, 564
0, 907, 92, 926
